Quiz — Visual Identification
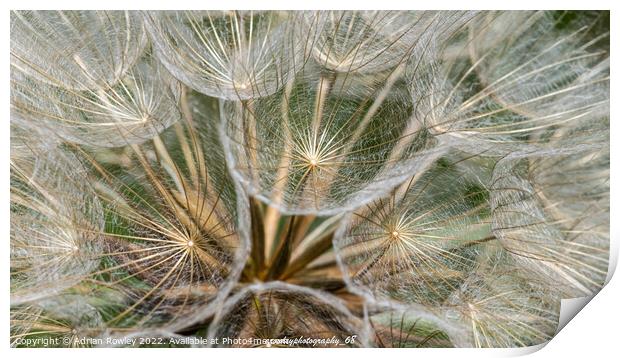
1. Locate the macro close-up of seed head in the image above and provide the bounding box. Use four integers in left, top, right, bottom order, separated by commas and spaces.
9, 9, 611, 349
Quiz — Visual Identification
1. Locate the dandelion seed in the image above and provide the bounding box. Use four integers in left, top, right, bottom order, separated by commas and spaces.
490, 144, 609, 296
221, 58, 445, 215
366, 305, 458, 348
334, 154, 491, 308
304, 11, 475, 74
11, 296, 106, 347
10, 144, 104, 305
75, 101, 250, 331
11, 54, 183, 147
144, 11, 305, 100
208, 282, 362, 347
442, 251, 560, 348
10, 11, 147, 90
410, 10, 609, 154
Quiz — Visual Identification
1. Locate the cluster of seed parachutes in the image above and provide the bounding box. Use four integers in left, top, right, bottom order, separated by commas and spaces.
10, 10, 609, 348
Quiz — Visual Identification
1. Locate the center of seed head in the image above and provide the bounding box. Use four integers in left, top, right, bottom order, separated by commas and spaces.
467, 303, 477, 313
187, 240, 194, 248
390, 231, 400, 239
306, 153, 320, 167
